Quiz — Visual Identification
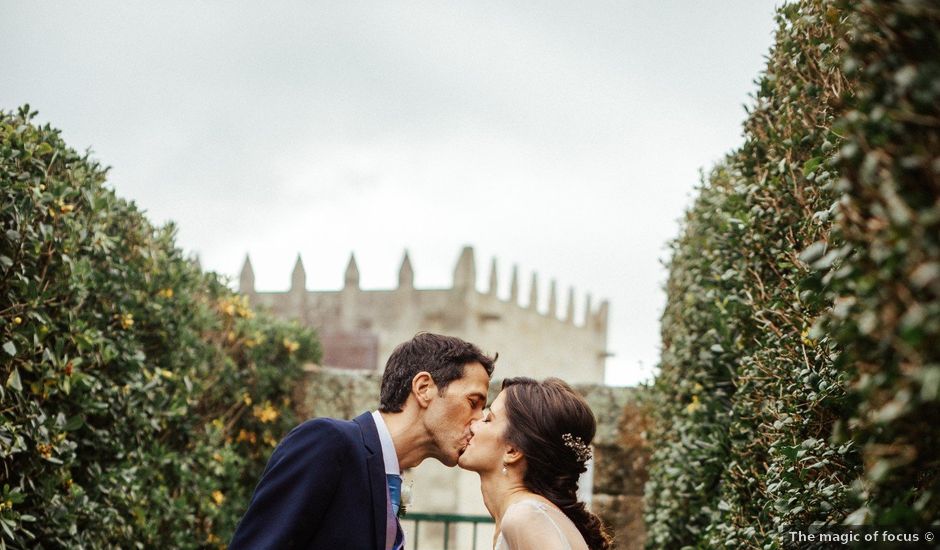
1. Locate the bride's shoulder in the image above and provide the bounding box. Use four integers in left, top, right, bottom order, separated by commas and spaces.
500, 498, 590, 550
505, 499, 554, 517
501, 499, 563, 535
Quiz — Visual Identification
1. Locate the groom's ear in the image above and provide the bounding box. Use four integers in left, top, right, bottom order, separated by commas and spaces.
411, 371, 436, 409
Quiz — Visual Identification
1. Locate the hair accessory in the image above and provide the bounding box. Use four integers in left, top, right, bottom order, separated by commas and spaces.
562, 433, 592, 463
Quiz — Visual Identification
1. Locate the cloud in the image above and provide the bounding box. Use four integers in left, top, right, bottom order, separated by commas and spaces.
1, 0, 781, 385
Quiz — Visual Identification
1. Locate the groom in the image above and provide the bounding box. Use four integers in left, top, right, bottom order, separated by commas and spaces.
229, 332, 496, 549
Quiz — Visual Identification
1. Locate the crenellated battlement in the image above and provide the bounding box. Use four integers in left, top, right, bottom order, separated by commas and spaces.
239, 245, 610, 383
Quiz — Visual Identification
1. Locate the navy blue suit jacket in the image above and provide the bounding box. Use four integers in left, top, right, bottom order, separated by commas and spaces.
229, 411, 389, 549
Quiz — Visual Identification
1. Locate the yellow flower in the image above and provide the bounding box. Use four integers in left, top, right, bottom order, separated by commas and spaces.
207, 533, 220, 544
253, 403, 279, 423
685, 395, 703, 414
242, 393, 252, 406
246, 333, 265, 348
282, 338, 300, 353
37, 443, 53, 459
235, 296, 254, 318
211, 418, 224, 430
13, 317, 22, 325
213, 453, 224, 463
211, 490, 224, 506
236, 429, 257, 444
60, 203, 75, 214
801, 327, 817, 347
221, 300, 236, 316
158, 288, 174, 299
263, 432, 278, 447
120, 313, 134, 329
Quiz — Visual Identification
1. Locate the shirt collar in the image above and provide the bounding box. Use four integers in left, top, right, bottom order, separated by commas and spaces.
371, 410, 401, 476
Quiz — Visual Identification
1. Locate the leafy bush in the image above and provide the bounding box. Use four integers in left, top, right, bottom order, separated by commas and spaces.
0, 106, 320, 549
821, 0, 939, 526
646, 0, 938, 547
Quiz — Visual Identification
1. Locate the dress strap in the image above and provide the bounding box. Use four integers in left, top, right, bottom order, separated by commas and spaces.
510, 500, 572, 550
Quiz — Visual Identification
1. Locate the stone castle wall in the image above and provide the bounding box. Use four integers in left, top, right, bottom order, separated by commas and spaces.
239, 246, 610, 384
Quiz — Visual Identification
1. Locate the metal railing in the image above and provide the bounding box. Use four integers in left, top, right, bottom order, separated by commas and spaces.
402, 512, 495, 550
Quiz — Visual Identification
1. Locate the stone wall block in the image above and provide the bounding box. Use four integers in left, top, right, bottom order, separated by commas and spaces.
592, 494, 645, 550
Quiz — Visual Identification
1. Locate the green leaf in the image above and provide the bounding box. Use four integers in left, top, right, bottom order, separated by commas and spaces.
5, 368, 21, 392
779, 446, 798, 460
798, 241, 827, 264
64, 415, 84, 431
802, 157, 822, 176
2, 341, 15, 356
1, 519, 14, 539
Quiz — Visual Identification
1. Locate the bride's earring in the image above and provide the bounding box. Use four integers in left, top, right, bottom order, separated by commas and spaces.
501, 463, 508, 476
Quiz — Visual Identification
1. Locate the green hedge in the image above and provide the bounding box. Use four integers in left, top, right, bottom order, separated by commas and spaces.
646, 0, 938, 547
0, 106, 320, 549
821, 0, 939, 526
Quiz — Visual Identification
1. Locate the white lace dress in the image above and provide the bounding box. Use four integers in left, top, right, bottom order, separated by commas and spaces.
494, 500, 589, 550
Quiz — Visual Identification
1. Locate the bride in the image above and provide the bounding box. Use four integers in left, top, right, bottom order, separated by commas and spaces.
458, 377, 613, 550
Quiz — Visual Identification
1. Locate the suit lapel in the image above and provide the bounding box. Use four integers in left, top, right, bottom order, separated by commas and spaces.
354, 412, 388, 550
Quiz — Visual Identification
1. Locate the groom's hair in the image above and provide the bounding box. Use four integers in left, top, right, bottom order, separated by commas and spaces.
378, 332, 496, 413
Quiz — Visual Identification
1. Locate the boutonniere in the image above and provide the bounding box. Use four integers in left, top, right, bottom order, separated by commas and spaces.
398, 479, 413, 518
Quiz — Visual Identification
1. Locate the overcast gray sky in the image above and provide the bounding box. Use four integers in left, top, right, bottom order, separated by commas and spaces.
3, 1, 781, 386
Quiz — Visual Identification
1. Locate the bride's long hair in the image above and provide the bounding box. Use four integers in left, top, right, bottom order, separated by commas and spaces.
501, 377, 613, 550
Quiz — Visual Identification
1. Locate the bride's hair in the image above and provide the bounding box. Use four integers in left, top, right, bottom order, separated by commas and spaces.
501, 377, 613, 550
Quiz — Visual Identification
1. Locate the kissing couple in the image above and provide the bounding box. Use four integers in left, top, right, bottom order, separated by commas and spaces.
229, 332, 613, 550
